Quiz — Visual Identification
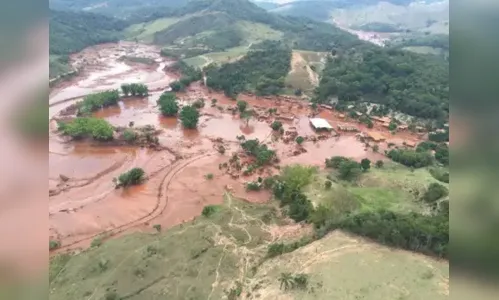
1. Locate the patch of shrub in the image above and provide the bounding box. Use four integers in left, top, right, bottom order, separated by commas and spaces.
421, 183, 448, 204
387, 149, 433, 168
324, 180, 332, 190
295, 136, 305, 145
236, 100, 248, 113
338, 160, 362, 181
434, 144, 449, 166
202, 205, 219, 217
270, 121, 283, 131
325, 156, 351, 169
158, 92, 179, 116
429, 168, 449, 183
375, 160, 384, 168
122, 129, 137, 143
153, 224, 161, 232
91, 237, 102, 248
117, 168, 145, 187
293, 274, 309, 290
240, 139, 276, 166
49, 240, 60, 250
360, 158, 371, 171
179, 105, 200, 129
267, 236, 314, 258
320, 209, 448, 258
120, 83, 148, 97
192, 98, 205, 109
77, 90, 120, 115
246, 181, 261, 191
59, 117, 114, 141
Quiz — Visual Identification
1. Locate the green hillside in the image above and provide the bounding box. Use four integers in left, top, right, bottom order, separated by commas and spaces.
49, 9, 128, 78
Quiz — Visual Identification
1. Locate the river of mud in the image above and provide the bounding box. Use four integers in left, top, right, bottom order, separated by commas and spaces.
49, 42, 423, 252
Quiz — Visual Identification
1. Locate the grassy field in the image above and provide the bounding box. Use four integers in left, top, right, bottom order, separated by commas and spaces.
124, 17, 181, 43
183, 46, 250, 68
49, 194, 283, 300
304, 162, 444, 216
235, 21, 283, 44
250, 230, 449, 300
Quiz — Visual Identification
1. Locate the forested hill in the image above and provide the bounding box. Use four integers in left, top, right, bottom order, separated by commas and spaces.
50, 9, 127, 55
315, 48, 449, 120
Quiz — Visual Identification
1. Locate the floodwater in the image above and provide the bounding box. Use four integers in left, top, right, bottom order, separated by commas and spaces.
49, 42, 424, 252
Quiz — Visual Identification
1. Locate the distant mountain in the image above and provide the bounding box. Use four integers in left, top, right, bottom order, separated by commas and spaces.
126, 0, 366, 54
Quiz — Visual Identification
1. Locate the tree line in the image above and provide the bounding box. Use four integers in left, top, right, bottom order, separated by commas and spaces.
205, 41, 291, 98
168, 61, 203, 92
120, 83, 149, 97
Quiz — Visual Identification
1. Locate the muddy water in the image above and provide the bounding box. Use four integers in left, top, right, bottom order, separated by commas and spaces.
49, 42, 425, 252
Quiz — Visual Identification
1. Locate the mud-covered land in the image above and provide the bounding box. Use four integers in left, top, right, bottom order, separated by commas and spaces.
49, 43, 426, 252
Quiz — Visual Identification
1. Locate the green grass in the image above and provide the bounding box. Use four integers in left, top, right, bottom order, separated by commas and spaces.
235, 21, 283, 44
49, 194, 280, 300
182, 56, 209, 68
251, 231, 449, 300
183, 46, 250, 68
304, 163, 441, 215
125, 17, 181, 43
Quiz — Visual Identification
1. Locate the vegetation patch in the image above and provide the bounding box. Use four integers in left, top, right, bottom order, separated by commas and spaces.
116, 168, 146, 188
206, 41, 291, 98
77, 90, 120, 115
58, 117, 115, 141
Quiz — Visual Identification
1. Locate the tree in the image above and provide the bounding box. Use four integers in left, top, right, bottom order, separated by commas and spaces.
237, 100, 248, 113
180, 105, 200, 129
159, 97, 179, 117
279, 272, 294, 290
121, 84, 131, 96
360, 158, 371, 171
170, 81, 185, 92
388, 121, 397, 131
338, 160, 362, 181
241, 110, 253, 126
117, 168, 145, 187
295, 136, 305, 145
372, 144, 379, 152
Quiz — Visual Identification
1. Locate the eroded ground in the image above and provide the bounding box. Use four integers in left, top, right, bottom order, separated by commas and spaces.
49, 43, 425, 252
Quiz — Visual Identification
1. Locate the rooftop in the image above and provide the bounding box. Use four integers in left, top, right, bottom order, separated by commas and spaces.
309, 118, 333, 130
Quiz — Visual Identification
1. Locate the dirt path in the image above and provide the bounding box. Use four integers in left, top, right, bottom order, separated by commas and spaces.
290, 51, 320, 87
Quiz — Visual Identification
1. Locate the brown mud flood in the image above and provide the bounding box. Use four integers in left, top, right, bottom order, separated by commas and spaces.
49, 43, 425, 252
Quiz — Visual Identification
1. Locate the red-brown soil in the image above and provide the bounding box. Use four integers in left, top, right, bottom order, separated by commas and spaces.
49, 43, 426, 253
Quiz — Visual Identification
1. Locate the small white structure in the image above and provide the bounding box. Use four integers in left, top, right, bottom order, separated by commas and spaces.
309, 118, 333, 131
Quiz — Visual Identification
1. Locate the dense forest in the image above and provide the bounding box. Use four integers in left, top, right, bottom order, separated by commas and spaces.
205, 41, 291, 97
49, 10, 127, 55
315, 48, 449, 119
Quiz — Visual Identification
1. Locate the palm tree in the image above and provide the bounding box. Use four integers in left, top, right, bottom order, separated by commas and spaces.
278, 272, 294, 290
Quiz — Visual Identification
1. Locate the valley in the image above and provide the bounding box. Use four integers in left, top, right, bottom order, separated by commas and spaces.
49, 0, 449, 299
